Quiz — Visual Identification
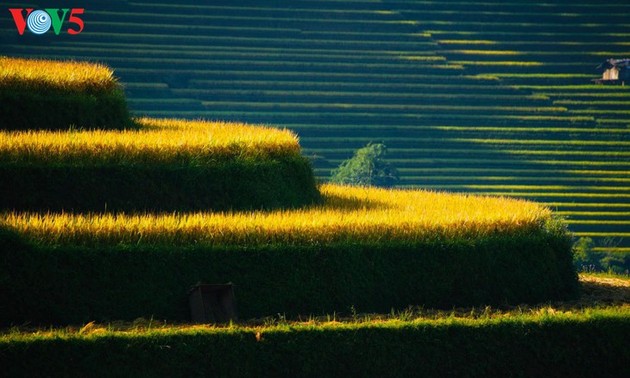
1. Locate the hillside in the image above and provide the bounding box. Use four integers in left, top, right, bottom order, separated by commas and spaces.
1, 56, 578, 325
1, 19, 628, 378
1, 0, 628, 251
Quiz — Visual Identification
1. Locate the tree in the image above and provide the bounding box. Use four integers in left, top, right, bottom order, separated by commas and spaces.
330, 143, 399, 187
572, 236, 595, 271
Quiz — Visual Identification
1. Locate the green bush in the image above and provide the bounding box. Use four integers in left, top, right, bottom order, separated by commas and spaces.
0, 223, 578, 326
0, 154, 320, 212
330, 143, 399, 187
573, 237, 630, 274
1, 309, 628, 378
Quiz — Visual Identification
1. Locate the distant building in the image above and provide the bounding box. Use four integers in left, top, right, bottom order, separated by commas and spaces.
595, 58, 630, 84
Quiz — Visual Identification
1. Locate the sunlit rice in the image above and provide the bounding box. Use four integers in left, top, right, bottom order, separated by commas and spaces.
0, 118, 301, 164
1, 184, 552, 247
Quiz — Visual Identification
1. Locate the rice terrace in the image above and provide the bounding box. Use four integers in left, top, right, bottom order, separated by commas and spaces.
0, 0, 629, 377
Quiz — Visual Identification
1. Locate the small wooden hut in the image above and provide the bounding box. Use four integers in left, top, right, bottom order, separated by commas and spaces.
595, 58, 630, 84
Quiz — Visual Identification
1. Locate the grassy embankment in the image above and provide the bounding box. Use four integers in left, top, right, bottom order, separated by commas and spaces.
1, 274, 627, 378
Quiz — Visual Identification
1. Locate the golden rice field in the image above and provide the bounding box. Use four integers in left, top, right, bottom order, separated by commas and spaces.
0, 118, 301, 164
0, 56, 117, 92
0, 184, 552, 247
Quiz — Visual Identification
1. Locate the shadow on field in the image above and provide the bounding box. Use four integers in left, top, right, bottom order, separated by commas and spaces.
318, 192, 392, 211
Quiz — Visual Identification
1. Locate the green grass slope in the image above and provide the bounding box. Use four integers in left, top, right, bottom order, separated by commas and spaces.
2, 304, 629, 378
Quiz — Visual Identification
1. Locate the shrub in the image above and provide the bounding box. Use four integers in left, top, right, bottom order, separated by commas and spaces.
573, 237, 630, 274
330, 143, 399, 187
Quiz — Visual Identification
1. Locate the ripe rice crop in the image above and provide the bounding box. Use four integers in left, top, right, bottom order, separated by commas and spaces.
0, 56, 130, 130
0, 183, 576, 323
0, 184, 552, 247
0, 117, 318, 212
0, 118, 301, 166
0, 56, 117, 93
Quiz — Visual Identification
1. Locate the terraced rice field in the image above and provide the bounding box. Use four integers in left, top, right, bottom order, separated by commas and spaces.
1, 0, 628, 250
0, 56, 117, 92
391, 0, 630, 252
0, 117, 302, 164
1, 184, 551, 247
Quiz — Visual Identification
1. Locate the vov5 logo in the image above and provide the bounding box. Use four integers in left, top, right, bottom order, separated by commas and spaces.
9, 8, 85, 35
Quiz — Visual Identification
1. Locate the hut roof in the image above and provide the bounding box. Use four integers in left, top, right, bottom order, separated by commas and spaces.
597, 58, 630, 70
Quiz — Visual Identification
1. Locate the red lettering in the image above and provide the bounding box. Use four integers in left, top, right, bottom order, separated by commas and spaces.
67, 8, 84, 35
8, 8, 33, 35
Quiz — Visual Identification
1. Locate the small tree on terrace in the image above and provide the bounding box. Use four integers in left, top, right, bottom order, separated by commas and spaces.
330, 142, 399, 187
